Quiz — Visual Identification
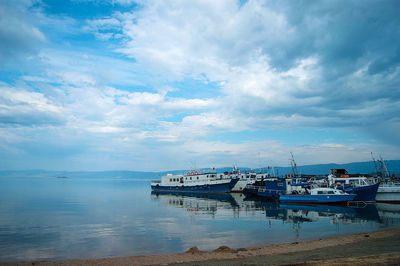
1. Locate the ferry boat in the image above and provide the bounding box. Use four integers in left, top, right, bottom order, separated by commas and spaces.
151, 170, 239, 193
279, 187, 356, 204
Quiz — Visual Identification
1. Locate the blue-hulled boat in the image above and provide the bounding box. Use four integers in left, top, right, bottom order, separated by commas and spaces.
151, 170, 239, 193
279, 187, 356, 204
243, 178, 312, 200
326, 169, 380, 202
243, 179, 285, 199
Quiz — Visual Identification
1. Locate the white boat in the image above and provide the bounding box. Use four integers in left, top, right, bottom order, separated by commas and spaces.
375, 181, 400, 203
151, 169, 239, 193
230, 171, 258, 193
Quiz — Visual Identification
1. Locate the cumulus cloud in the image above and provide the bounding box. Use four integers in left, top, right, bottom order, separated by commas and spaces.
0, 86, 64, 126
1, 0, 399, 170
110, 0, 400, 145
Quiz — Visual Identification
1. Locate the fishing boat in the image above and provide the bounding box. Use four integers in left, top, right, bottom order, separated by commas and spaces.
324, 169, 380, 202
279, 187, 356, 204
151, 169, 239, 193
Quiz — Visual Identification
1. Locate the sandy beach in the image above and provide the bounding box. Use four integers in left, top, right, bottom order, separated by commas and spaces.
2, 227, 400, 266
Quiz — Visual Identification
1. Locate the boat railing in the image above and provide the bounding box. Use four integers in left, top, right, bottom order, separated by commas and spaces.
380, 181, 400, 187
257, 188, 283, 194
245, 185, 261, 190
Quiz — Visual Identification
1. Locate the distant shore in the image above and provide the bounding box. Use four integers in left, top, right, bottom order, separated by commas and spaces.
2, 227, 400, 266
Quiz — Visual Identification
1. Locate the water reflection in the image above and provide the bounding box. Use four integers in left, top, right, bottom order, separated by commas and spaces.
2, 177, 400, 263
376, 203, 400, 226
151, 191, 393, 227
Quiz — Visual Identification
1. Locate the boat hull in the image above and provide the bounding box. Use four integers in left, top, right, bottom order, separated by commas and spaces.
376, 193, 400, 203
257, 189, 281, 199
231, 179, 254, 193
279, 194, 356, 204
375, 183, 400, 203
151, 178, 238, 193
340, 182, 380, 202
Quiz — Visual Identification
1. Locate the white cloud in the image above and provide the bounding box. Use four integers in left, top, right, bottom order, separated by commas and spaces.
0, 86, 64, 126
115, 0, 293, 79
1, 0, 399, 170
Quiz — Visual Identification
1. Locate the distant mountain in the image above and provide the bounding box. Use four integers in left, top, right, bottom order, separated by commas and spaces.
1, 160, 399, 179
254, 160, 400, 177
0, 170, 160, 179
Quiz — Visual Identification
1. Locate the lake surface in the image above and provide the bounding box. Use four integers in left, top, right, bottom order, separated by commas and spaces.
1, 176, 399, 262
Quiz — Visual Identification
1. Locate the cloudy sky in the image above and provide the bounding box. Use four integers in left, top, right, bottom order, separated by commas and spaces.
0, 0, 399, 171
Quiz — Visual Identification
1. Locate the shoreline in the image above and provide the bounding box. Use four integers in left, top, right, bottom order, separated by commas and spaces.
2, 227, 400, 265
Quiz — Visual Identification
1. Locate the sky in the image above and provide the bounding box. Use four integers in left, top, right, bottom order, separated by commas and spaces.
0, 0, 399, 171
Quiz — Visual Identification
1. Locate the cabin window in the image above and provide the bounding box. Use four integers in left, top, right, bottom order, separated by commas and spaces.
317, 191, 324, 194
190, 177, 192, 180
197, 176, 199, 180
328, 191, 334, 194
170, 179, 172, 182
220, 174, 223, 178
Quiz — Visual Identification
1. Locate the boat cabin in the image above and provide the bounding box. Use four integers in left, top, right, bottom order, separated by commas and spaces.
158, 171, 228, 186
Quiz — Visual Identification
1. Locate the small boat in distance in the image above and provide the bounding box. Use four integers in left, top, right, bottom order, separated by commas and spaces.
151, 169, 239, 193
279, 187, 356, 204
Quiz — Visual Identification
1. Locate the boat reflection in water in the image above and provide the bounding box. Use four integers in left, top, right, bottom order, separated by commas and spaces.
277, 203, 381, 224
376, 203, 400, 226
151, 191, 262, 216
151, 191, 389, 226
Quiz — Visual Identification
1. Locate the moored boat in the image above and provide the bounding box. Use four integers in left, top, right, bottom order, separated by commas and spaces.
324, 169, 380, 202
375, 180, 400, 203
226, 166, 258, 193
151, 170, 239, 193
371, 155, 400, 203
279, 187, 356, 204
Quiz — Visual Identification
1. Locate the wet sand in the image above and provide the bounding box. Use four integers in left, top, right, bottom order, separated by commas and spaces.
2, 227, 400, 266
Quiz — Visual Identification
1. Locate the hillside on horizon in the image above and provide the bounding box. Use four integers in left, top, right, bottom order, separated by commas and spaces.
1, 160, 399, 179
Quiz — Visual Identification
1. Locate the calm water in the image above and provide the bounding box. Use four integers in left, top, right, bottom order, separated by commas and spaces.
1, 176, 400, 262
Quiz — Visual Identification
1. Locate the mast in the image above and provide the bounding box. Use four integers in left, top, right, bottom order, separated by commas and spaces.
371, 152, 379, 176
290, 152, 298, 177
379, 156, 390, 179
